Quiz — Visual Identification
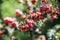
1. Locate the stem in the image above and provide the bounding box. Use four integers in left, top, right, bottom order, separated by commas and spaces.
30, 30, 34, 40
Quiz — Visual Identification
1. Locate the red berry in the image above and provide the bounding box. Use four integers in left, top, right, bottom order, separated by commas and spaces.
27, 20, 34, 28
21, 15, 26, 20
4, 17, 13, 25
27, 15, 31, 19
46, 4, 53, 12
24, 25, 30, 31
42, 0, 48, 3
4, 17, 18, 28
4, 20, 12, 25
27, 20, 34, 25
34, 14, 38, 19
0, 30, 3, 37
20, 24, 30, 32
32, 13, 36, 17
40, 15, 44, 20
36, 12, 41, 16
56, 8, 60, 14
9, 23, 16, 28
20, 25, 25, 32
40, 4, 52, 14
40, 4, 47, 14
32, 13, 39, 20
31, 0, 38, 4
9, 21, 18, 28
16, 9, 23, 17
50, 14, 57, 20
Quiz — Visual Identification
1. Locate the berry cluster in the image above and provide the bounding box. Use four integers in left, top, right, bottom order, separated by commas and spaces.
0, 0, 60, 40
4, 17, 18, 28
20, 19, 34, 32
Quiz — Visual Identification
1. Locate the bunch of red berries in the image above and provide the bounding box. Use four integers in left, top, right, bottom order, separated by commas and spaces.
4, 17, 18, 28
20, 19, 34, 32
